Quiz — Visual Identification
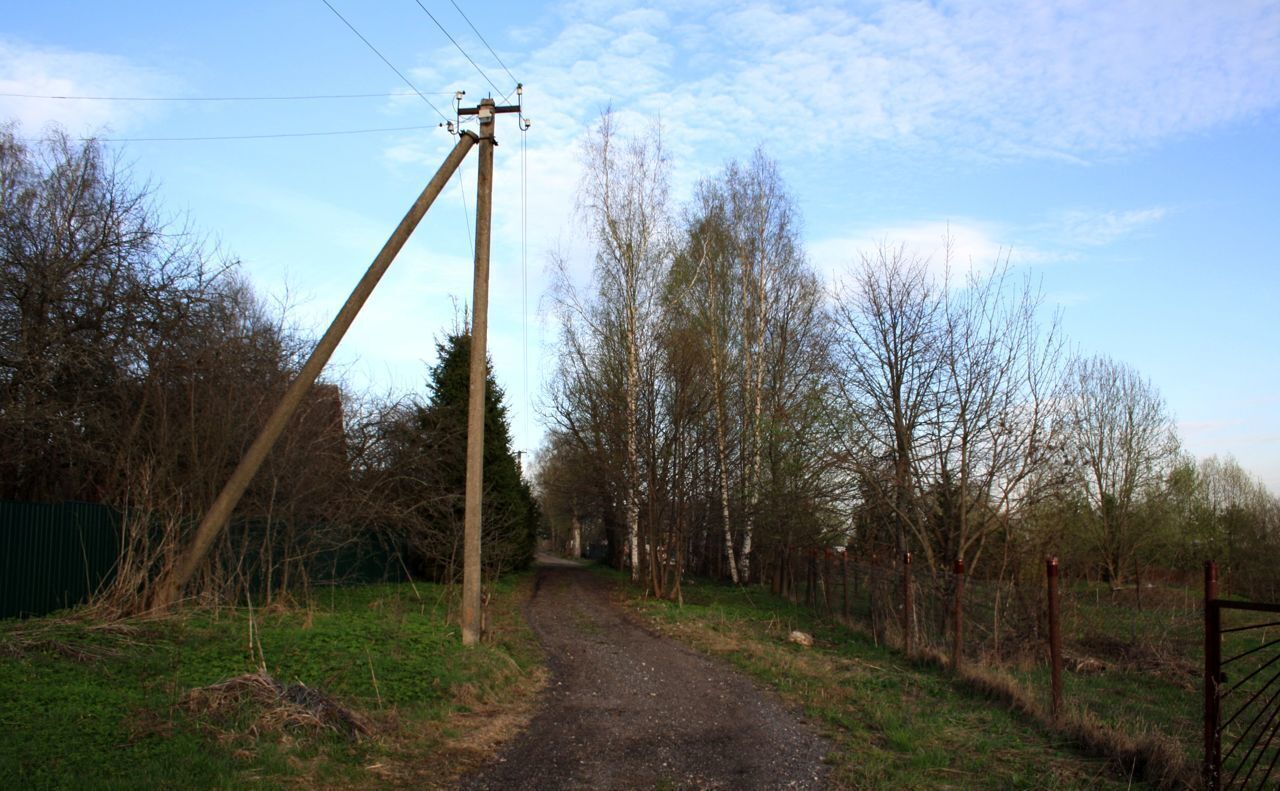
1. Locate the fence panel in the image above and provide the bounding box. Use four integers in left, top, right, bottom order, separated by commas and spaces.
2, 501, 409, 619
774, 545, 1224, 786
1205, 560, 1280, 790
0, 501, 120, 619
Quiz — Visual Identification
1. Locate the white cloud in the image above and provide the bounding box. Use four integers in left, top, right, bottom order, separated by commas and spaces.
492, 0, 1280, 164
380, 0, 1278, 452
808, 204, 1166, 294
1054, 207, 1168, 247
0, 39, 175, 135
809, 219, 1021, 287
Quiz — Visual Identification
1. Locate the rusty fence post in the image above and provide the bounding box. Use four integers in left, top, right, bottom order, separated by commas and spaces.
1047, 557, 1063, 719
952, 558, 966, 672
903, 552, 914, 657
842, 549, 850, 620
1204, 560, 1221, 790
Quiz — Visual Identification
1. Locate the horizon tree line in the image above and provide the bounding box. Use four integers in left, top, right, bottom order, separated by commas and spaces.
535, 110, 1280, 601
0, 123, 534, 613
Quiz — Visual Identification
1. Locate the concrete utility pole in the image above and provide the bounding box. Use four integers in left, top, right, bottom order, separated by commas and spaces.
458, 96, 522, 646
149, 132, 478, 612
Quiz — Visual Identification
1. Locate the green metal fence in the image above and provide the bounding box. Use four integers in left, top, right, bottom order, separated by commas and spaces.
0, 501, 120, 619
1, 501, 408, 619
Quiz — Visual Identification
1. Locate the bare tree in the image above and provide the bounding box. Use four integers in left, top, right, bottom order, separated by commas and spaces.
672, 187, 743, 581
723, 150, 805, 582
566, 110, 672, 582
670, 150, 812, 583
916, 255, 1065, 576
831, 245, 944, 556
1062, 354, 1178, 583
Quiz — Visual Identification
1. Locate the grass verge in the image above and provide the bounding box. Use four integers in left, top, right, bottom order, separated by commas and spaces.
600, 568, 1162, 790
0, 574, 543, 789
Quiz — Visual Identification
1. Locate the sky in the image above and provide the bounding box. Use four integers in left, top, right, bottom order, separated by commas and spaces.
3, 0, 1279, 491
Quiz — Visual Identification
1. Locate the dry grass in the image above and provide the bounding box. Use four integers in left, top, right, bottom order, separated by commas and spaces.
617, 574, 1200, 790
1074, 635, 1199, 689
0, 617, 147, 663
908, 644, 1199, 789
812, 595, 1200, 789
183, 670, 373, 742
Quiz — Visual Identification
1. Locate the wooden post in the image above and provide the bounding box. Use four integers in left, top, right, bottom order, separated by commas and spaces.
1047, 557, 1063, 719
461, 101, 496, 647
952, 558, 965, 672
803, 550, 814, 606
149, 132, 478, 611
842, 549, 850, 620
1135, 560, 1142, 612
1204, 561, 1221, 790
903, 552, 914, 657
823, 550, 833, 615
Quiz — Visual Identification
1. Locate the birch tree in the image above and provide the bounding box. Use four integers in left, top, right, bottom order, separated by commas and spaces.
568, 111, 671, 582
672, 189, 743, 580
724, 150, 804, 582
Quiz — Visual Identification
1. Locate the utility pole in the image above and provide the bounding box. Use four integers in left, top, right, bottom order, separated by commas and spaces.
458, 95, 522, 646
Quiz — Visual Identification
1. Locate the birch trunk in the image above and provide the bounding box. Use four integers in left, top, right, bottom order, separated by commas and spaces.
626, 305, 641, 582
708, 265, 739, 583
741, 265, 767, 583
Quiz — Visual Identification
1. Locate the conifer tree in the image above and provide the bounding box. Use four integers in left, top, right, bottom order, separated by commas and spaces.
415, 332, 537, 575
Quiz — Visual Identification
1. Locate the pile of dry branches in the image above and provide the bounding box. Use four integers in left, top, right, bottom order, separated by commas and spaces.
183, 670, 372, 742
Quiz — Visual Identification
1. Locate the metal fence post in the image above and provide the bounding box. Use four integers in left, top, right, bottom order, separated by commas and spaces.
1204, 560, 1221, 791
903, 552, 914, 657
1047, 557, 1063, 719
952, 558, 966, 672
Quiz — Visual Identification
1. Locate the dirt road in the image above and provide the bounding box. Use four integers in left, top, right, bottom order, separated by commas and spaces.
461, 561, 830, 790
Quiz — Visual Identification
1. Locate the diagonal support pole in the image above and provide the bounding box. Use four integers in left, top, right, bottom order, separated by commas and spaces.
149, 131, 479, 611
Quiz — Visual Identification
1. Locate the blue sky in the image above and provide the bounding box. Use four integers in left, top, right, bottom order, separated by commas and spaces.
4, 0, 1279, 490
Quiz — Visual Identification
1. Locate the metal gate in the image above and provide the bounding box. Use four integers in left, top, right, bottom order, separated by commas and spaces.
1204, 561, 1280, 790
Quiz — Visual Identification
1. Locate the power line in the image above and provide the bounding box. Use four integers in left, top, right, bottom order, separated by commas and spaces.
319, 0, 451, 123
448, 0, 519, 91
83, 124, 437, 142
0, 90, 451, 102
456, 163, 473, 257
411, 0, 503, 98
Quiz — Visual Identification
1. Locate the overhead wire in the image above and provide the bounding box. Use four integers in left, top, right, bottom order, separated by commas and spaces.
0, 90, 450, 102
81, 124, 438, 142
448, 0, 520, 93
319, 0, 451, 123
456, 163, 473, 257
410, 0, 504, 98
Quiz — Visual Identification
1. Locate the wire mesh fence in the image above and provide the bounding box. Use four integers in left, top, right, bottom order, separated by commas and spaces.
776, 546, 1276, 788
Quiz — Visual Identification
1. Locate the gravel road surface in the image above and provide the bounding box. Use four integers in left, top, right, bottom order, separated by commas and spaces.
460, 560, 830, 790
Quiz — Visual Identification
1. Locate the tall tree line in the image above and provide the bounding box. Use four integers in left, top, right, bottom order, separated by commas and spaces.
0, 125, 534, 612
537, 111, 1279, 600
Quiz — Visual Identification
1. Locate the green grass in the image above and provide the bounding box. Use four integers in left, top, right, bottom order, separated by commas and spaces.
599, 568, 1150, 790
1014, 581, 1273, 776
0, 575, 543, 789
689, 569, 1266, 785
